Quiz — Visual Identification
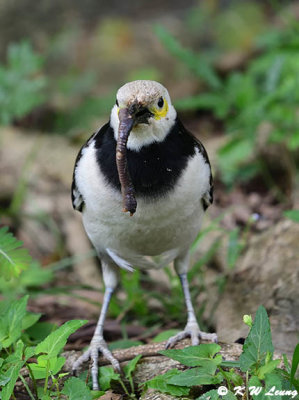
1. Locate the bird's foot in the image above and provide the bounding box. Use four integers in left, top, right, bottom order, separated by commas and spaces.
72, 336, 121, 391
165, 322, 217, 349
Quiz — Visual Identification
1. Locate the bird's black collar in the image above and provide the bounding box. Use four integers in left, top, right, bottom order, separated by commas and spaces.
94, 118, 206, 199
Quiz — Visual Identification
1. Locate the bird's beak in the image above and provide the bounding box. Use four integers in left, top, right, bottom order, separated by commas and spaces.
116, 107, 136, 216
128, 102, 154, 125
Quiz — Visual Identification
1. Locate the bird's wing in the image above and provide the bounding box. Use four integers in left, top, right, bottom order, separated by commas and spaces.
177, 118, 213, 210
72, 122, 112, 211
71, 131, 98, 211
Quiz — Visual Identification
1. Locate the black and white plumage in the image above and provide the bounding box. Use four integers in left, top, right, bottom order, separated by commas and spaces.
72, 80, 217, 390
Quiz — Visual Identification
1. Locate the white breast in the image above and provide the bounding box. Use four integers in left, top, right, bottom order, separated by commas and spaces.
75, 141, 210, 269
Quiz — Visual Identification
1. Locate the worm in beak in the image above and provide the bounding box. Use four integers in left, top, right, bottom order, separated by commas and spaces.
116, 107, 137, 216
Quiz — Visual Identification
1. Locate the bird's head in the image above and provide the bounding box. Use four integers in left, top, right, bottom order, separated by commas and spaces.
110, 80, 177, 216
110, 80, 177, 151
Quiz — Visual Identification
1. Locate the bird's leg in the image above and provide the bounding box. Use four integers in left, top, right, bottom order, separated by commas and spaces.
166, 253, 217, 349
72, 287, 120, 390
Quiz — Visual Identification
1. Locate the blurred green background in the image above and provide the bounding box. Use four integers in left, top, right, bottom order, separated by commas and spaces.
0, 0, 298, 351
1, 0, 298, 181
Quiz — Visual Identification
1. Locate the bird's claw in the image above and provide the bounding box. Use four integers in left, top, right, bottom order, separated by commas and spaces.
72, 336, 121, 391
165, 322, 217, 349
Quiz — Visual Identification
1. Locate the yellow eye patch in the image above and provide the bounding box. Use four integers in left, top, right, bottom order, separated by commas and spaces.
116, 99, 169, 120
151, 98, 169, 120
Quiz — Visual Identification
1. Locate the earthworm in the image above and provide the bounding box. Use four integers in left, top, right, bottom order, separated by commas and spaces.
116, 107, 137, 216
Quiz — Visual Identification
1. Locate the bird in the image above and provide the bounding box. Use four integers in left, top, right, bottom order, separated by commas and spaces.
71, 80, 217, 390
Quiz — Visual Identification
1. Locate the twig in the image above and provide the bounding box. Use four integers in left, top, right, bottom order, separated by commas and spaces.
95, 340, 242, 366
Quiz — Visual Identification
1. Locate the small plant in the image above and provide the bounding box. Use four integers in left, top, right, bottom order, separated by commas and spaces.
0, 226, 32, 279
0, 230, 297, 399
142, 306, 299, 399
0, 40, 47, 125
0, 296, 141, 400
155, 20, 299, 187
0, 229, 92, 399
98, 355, 142, 399
0, 294, 90, 400
0, 226, 54, 299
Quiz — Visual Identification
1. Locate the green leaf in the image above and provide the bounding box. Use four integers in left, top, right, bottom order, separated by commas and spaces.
152, 329, 180, 342
0, 227, 31, 279
196, 389, 219, 400
22, 312, 41, 330
26, 321, 57, 342
222, 391, 238, 400
123, 355, 142, 379
146, 368, 190, 396
248, 375, 264, 400
0, 374, 11, 387
58, 372, 69, 379
91, 390, 105, 399
4, 343, 24, 366
0, 295, 28, 348
220, 360, 240, 368
240, 305, 274, 372
62, 376, 92, 400
257, 359, 281, 379
38, 391, 52, 400
1, 362, 24, 400
218, 138, 253, 163
167, 367, 223, 387
284, 210, 299, 223
24, 346, 36, 360
222, 368, 244, 386
218, 138, 254, 185
201, 390, 237, 400
282, 353, 291, 374
18, 261, 54, 288
28, 355, 66, 379
0, 261, 53, 298
291, 343, 299, 384
0, 41, 47, 125
99, 366, 120, 391
160, 343, 222, 368
0, 341, 25, 400
172, 368, 222, 388
35, 319, 87, 359
198, 389, 237, 400
263, 373, 284, 400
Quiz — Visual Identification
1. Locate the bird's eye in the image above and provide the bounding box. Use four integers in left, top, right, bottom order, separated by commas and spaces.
116, 99, 119, 107
158, 97, 164, 108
